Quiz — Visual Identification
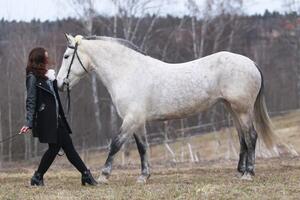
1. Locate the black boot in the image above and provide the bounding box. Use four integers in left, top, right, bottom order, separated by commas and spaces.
31, 171, 44, 186
81, 170, 97, 186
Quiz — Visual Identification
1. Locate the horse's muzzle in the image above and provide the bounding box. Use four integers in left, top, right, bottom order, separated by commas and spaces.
58, 78, 70, 92
63, 77, 70, 85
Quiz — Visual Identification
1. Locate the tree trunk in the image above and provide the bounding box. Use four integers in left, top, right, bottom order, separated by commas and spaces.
199, 20, 208, 57
113, 12, 118, 37
7, 62, 12, 162
140, 14, 158, 52
191, 16, 198, 59
0, 110, 3, 166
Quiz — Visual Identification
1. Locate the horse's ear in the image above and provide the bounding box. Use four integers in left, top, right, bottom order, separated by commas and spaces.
64, 33, 69, 41
64, 33, 74, 44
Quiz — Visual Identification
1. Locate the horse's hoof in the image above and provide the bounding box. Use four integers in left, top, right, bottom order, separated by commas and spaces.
240, 172, 253, 181
97, 174, 109, 184
234, 172, 243, 179
136, 175, 150, 184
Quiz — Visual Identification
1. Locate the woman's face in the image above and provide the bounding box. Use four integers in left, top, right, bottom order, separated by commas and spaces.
45, 51, 49, 59
45, 51, 49, 67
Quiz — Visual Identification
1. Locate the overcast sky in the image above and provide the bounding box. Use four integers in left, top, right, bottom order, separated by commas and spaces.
0, 0, 285, 22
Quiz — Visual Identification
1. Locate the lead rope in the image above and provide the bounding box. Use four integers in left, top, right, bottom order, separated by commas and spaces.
65, 43, 78, 116
66, 84, 71, 116
61, 41, 88, 156
0, 132, 21, 144
0, 132, 65, 156
60, 43, 79, 157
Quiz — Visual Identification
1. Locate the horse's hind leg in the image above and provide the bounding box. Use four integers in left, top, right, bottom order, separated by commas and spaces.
236, 112, 258, 180
133, 125, 150, 183
237, 133, 247, 175
224, 100, 257, 179
223, 101, 247, 175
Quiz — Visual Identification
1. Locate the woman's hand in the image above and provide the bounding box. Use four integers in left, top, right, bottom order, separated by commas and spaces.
20, 126, 30, 134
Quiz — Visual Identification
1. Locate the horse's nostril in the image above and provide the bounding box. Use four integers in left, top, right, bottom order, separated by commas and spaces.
63, 77, 70, 85
58, 81, 66, 92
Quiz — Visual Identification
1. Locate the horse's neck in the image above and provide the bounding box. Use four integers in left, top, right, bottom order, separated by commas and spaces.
85, 40, 145, 88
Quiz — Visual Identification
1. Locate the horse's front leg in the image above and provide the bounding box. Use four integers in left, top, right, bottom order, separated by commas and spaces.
100, 132, 128, 180
98, 115, 143, 183
133, 124, 150, 183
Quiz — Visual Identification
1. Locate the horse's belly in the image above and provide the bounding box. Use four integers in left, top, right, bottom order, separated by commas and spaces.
149, 95, 217, 121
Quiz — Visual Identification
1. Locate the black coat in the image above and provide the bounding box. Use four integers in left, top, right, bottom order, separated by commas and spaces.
25, 72, 72, 143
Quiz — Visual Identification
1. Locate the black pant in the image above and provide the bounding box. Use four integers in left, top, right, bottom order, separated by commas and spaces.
37, 117, 87, 175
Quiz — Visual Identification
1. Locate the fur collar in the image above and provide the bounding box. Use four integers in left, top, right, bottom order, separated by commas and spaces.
45, 69, 56, 81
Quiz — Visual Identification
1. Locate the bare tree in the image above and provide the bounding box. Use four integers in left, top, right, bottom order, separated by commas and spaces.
8, 25, 40, 160
111, 0, 164, 51
0, 55, 3, 163
283, 0, 300, 13
6, 60, 12, 162
161, 17, 187, 60
0, 108, 3, 165
186, 0, 200, 58
186, 0, 245, 55
111, 0, 156, 41
283, 0, 300, 106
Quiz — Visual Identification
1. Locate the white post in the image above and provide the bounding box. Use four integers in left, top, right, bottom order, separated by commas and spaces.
188, 143, 195, 163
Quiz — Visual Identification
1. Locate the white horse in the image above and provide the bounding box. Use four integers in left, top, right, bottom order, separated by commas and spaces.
57, 34, 276, 183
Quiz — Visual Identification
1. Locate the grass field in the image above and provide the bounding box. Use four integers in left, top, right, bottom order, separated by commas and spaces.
1, 110, 300, 199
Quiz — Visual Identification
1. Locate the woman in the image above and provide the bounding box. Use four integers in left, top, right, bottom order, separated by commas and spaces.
20, 47, 97, 186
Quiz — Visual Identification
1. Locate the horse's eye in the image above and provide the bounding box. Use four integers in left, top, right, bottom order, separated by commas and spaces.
64, 55, 69, 59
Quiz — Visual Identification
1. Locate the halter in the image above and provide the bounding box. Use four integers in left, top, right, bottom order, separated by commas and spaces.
63, 42, 89, 114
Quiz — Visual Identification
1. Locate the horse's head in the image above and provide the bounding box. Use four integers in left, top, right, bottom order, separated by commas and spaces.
57, 33, 93, 91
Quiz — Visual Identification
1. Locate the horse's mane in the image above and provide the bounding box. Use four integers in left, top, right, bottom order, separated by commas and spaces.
84, 36, 146, 55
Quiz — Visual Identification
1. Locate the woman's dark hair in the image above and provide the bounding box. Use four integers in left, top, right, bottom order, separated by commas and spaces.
26, 47, 48, 79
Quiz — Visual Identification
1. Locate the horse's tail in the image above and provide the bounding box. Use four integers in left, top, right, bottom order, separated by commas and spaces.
253, 63, 276, 150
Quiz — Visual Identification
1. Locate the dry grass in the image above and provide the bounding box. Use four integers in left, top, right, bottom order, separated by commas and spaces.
1, 158, 300, 199
1, 110, 300, 199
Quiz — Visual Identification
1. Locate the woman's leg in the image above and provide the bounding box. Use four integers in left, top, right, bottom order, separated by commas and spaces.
37, 143, 61, 175
60, 128, 88, 173
58, 118, 97, 185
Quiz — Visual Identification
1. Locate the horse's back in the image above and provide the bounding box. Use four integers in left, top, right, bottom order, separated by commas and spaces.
145, 51, 262, 120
